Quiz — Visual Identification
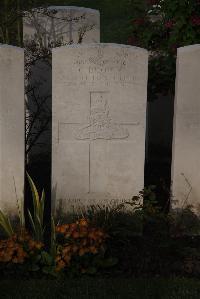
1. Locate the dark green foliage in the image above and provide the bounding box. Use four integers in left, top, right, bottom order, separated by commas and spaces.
2, 188, 200, 279
128, 0, 200, 99
2, 277, 200, 299
72, 189, 200, 278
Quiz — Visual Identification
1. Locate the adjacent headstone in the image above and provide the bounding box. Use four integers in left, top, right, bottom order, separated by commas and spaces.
171, 45, 200, 212
0, 45, 24, 217
52, 43, 148, 215
23, 6, 100, 47
23, 6, 100, 161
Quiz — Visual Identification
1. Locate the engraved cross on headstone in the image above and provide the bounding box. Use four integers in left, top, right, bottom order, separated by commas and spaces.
58, 91, 140, 193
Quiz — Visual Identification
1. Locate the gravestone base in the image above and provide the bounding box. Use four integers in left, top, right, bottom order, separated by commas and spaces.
55, 195, 128, 216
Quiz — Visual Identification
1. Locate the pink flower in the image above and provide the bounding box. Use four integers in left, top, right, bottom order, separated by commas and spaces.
190, 15, 200, 26
164, 20, 174, 29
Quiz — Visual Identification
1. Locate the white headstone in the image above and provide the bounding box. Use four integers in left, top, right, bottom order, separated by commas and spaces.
23, 6, 100, 161
23, 6, 100, 47
52, 43, 148, 215
0, 45, 24, 217
172, 45, 200, 212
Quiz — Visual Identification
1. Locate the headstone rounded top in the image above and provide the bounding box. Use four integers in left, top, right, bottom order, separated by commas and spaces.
0, 44, 24, 52
52, 43, 148, 54
52, 35, 148, 213
48, 6, 100, 14
178, 44, 200, 53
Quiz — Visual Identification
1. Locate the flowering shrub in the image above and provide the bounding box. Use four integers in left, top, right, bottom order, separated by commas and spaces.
129, 0, 200, 51
55, 218, 109, 273
0, 175, 116, 277
127, 0, 200, 99
0, 218, 113, 276
1, 178, 200, 278
0, 231, 44, 273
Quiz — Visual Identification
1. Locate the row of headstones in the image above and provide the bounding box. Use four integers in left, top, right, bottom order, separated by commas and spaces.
0, 6, 200, 218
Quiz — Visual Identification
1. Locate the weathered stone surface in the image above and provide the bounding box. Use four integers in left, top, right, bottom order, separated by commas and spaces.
52, 44, 148, 214
172, 45, 200, 212
23, 6, 100, 47
0, 45, 24, 217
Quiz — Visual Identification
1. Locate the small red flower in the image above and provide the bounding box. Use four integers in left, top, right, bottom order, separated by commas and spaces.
190, 15, 200, 26
164, 20, 174, 29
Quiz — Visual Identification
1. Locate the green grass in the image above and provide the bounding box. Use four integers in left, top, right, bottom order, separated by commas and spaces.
1, 277, 200, 299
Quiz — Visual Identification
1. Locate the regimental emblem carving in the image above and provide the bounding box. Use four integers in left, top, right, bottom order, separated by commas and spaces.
76, 91, 129, 140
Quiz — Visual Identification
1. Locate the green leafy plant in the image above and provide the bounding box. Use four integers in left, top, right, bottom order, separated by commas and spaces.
28, 249, 57, 277
26, 172, 45, 242
125, 185, 157, 212
0, 210, 14, 237
0, 173, 45, 241
55, 218, 114, 274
